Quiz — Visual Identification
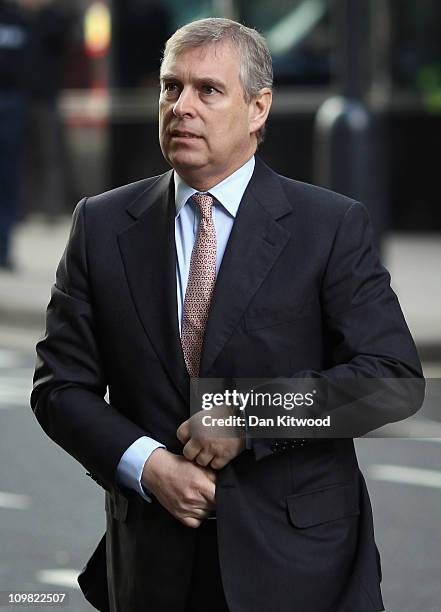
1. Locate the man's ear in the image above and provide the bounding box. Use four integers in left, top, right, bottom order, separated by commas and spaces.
249, 88, 273, 136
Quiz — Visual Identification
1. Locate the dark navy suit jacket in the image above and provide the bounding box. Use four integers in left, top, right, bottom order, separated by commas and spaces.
32, 157, 424, 611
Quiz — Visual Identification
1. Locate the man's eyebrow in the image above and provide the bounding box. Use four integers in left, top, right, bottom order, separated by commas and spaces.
194, 77, 226, 89
160, 73, 226, 89
160, 73, 178, 82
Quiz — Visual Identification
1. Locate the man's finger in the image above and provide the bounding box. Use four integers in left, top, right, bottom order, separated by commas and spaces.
182, 438, 201, 461
195, 450, 214, 467
180, 516, 202, 529
199, 478, 216, 506
204, 468, 217, 483
210, 456, 227, 470
185, 507, 212, 520
177, 419, 191, 444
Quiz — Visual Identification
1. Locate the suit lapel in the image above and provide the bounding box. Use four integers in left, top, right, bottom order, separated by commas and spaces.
117, 159, 293, 390
117, 171, 189, 403
200, 158, 293, 375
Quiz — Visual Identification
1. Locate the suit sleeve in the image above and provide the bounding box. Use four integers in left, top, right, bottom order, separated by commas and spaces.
252, 201, 425, 459
319, 201, 422, 378
31, 198, 149, 492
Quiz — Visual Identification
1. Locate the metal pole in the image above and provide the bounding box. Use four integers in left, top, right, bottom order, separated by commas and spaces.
313, 0, 388, 245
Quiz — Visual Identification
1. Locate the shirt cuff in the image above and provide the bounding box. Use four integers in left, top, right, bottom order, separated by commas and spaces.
116, 436, 166, 502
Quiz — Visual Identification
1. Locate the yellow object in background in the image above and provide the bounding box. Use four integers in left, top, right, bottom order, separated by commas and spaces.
84, 1, 111, 57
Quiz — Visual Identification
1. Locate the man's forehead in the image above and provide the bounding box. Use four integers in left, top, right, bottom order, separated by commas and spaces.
161, 41, 240, 74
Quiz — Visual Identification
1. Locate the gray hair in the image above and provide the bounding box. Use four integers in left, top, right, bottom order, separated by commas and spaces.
161, 18, 273, 144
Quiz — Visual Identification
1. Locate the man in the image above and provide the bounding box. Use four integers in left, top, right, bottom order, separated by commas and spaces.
20, 0, 76, 221
0, 0, 29, 269
31, 18, 424, 612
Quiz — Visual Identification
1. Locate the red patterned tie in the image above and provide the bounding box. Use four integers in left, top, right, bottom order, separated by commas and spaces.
181, 193, 217, 377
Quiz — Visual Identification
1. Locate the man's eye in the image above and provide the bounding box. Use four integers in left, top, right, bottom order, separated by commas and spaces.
201, 85, 217, 95
164, 83, 178, 92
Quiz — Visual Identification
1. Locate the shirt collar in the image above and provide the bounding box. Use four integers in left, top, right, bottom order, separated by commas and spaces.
174, 155, 255, 219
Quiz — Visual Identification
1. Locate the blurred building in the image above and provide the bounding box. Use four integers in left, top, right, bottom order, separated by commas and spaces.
33, 0, 441, 231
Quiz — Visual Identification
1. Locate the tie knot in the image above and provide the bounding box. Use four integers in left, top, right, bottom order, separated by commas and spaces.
192, 193, 214, 220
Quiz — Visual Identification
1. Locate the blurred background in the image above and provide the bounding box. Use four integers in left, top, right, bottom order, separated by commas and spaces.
0, 0, 440, 610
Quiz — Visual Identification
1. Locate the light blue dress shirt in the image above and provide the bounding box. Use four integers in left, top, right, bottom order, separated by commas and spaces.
117, 156, 255, 500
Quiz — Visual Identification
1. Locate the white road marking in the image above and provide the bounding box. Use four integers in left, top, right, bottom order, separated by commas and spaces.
0, 368, 32, 386
36, 569, 80, 589
368, 465, 441, 490
0, 388, 31, 398
0, 491, 31, 509
0, 384, 31, 394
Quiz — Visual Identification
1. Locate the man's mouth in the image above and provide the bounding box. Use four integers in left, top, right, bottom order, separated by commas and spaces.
171, 130, 202, 139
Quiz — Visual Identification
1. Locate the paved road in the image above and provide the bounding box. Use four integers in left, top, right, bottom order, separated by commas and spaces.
0, 347, 101, 612
356, 438, 441, 612
0, 342, 440, 612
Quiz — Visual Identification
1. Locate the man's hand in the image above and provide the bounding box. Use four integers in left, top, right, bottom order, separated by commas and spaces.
177, 408, 246, 470
141, 448, 216, 528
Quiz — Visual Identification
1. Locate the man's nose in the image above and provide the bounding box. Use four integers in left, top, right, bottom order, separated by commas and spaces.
173, 87, 196, 118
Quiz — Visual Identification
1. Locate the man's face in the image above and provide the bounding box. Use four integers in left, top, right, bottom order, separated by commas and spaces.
159, 42, 258, 189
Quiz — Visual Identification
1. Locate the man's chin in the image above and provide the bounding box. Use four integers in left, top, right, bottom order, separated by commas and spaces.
168, 152, 206, 172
